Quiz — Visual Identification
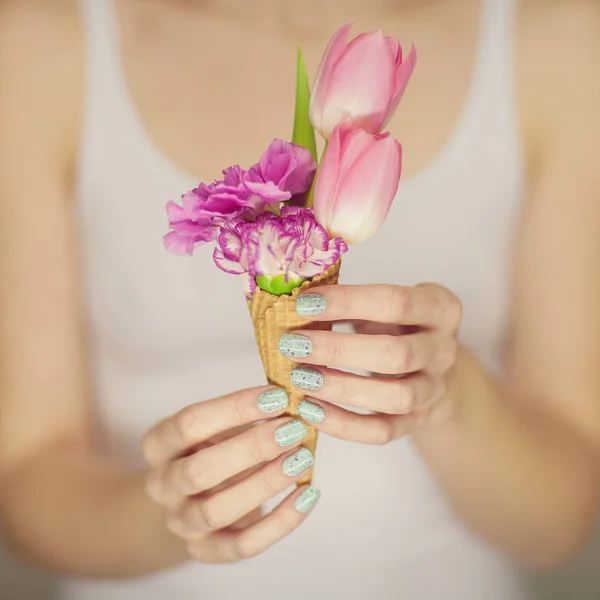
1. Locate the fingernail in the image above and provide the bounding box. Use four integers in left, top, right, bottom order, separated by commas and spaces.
295, 486, 322, 514
278, 334, 312, 358
297, 400, 325, 424
291, 367, 324, 391
282, 448, 314, 477
257, 388, 289, 413
275, 420, 307, 447
296, 294, 327, 317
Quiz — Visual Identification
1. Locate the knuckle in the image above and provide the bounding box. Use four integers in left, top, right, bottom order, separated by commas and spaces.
382, 336, 412, 373
231, 394, 250, 425
233, 536, 260, 560
386, 286, 411, 323
374, 420, 394, 445
330, 414, 349, 440
260, 472, 281, 498
174, 407, 200, 444
338, 286, 354, 316
325, 336, 343, 365
431, 285, 462, 328
197, 499, 223, 531
445, 293, 463, 328
180, 456, 206, 493
336, 374, 353, 406
395, 381, 417, 413
439, 338, 459, 371
247, 429, 269, 463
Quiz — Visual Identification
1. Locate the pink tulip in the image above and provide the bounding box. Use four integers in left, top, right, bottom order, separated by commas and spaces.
310, 23, 416, 139
313, 124, 402, 244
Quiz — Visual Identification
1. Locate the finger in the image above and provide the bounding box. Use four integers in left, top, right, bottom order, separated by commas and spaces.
168, 446, 315, 537
142, 386, 290, 466
294, 398, 421, 444
188, 485, 321, 563
295, 284, 462, 330
291, 366, 435, 415
279, 330, 438, 375
154, 417, 308, 501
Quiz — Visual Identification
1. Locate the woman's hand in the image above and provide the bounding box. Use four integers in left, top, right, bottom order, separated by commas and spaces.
281, 284, 463, 443
142, 387, 321, 564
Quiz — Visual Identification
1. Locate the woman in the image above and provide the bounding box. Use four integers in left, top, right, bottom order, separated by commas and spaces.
0, 0, 599, 598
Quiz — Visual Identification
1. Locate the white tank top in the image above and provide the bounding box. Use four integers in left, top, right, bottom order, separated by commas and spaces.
67, 0, 529, 598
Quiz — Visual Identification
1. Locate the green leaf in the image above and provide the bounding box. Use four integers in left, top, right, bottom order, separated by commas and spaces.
292, 47, 318, 162
255, 274, 307, 295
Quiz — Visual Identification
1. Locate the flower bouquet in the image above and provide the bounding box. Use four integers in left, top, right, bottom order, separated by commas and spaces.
164, 24, 416, 485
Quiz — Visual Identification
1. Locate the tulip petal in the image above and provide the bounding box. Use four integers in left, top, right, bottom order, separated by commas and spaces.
310, 22, 354, 134
330, 133, 402, 244
319, 31, 396, 135
386, 37, 402, 68
382, 43, 417, 129
313, 123, 344, 231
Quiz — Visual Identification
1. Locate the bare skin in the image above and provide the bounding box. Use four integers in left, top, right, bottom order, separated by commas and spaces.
0, 0, 599, 578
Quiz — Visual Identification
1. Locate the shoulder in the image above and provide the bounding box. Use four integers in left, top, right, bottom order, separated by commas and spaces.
0, 0, 83, 171
518, 0, 600, 166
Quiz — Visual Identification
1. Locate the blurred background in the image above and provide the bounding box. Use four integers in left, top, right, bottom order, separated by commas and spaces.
3, 526, 600, 599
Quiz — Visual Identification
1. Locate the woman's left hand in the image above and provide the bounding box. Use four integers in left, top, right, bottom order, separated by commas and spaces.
279, 284, 463, 444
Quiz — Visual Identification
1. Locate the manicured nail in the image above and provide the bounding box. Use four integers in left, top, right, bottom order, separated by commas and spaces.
291, 367, 324, 391
297, 400, 325, 424
296, 294, 327, 317
278, 334, 312, 358
295, 486, 322, 514
282, 448, 314, 477
275, 420, 307, 447
257, 388, 289, 413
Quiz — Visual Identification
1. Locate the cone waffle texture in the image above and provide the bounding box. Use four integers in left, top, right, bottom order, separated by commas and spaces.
247, 261, 341, 485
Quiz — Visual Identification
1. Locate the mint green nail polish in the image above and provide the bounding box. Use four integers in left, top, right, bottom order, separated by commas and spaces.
291, 367, 324, 391
257, 388, 289, 413
282, 448, 314, 477
295, 486, 321, 513
275, 420, 307, 447
296, 294, 327, 317
278, 334, 312, 358
297, 400, 325, 424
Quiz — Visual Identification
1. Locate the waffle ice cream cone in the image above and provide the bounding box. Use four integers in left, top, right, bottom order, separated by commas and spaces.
247, 261, 341, 485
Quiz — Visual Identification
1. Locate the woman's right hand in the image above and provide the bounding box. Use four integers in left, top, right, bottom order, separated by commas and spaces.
142, 387, 320, 564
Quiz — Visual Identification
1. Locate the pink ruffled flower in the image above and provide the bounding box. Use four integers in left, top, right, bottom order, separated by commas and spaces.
213, 207, 347, 286
245, 139, 317, 203
163, 183, 250, 256
164, 142, 317, 256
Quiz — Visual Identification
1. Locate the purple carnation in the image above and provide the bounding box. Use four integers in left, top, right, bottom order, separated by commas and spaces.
213, 207, 347, 286
164, 141, 317, 256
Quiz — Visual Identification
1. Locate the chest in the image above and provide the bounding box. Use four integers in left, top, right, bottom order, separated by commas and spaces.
118, 0, 482, 181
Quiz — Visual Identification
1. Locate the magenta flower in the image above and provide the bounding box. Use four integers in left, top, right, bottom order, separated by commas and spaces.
213, 207, 347, 288
245, 139, 317, 203
164, 141, 318, 256
163, 180, 254, 256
